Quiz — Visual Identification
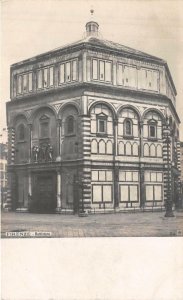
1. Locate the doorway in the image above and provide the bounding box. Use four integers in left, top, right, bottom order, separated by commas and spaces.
32, 172, 56, 213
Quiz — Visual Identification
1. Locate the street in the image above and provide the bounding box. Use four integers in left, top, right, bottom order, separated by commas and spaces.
1, 210, 183, 237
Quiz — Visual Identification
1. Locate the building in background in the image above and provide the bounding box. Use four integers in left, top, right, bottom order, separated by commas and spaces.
0, 128, 8, 208
6, 14, 181, 213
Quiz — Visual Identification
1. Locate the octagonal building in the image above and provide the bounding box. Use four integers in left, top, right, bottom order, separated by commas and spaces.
6, 17, 181, 213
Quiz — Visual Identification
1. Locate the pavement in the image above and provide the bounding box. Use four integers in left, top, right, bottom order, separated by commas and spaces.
1, 210, 183, 238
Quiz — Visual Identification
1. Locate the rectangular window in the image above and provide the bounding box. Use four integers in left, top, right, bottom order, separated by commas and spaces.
130, 185, 138, 201
72, 60, 77, 81
154, 185, 162, 201
37, 69, 43, 89
119, 171, 126, 182
49, 67, 54, 86
98, 120, 105, 133
138, 68, 146, 89
43, 68, 48, 88
105, 62, 112, 82
146, 185, 162, 201
152, 71, 159, 91
118, 64, 123, 85
151, 172, 156, 182
106, 171, 113, 181
103, 185, 112, 202
157, 173, 163, 182
149, 124, 156, 138
146, 185, 154, 201
99, 60, 105, 81
93, 185, 102, 202
99, 171, 105, 181
17, 75, 23, 94
124, 66, 137, 88
66, 62, 71, 81
120, 185, 139, 202
120, 185, 129, 202
126, 171, 132, 182
23, 74, 27, 92
92, 59, 98, 80
59, 64, 65, 84
28, 73, 33, 91
133, 172, 139, 182
92, 171, 98, 181
92, 185, 112, 203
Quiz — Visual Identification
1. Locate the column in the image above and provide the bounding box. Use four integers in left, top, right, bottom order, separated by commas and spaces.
113, 119, 119, 208
163, 122, 174, 217
56, 170, 62, 211
139, 121, 145, 208
6, 127, 15, 210
175, 139, 182, 209
140, 168, 145, 208
28, 172, 32, 196
56, 119, 62, 157
28, 124, 32, 163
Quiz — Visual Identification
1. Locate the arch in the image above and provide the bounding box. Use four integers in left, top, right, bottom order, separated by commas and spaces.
126, 141, 132, 155
144, 143, 150, 157
150, 143, 156, 157
117, 104, 141, 121
30, 104, 57, 123
132, 142, 139, 156
58, 102, 80, 118
91, 139, 98, 154
157, 144, 162, 157
118, 141, 125, 155
11, 113, 28, 127
99, 139, 106, 154
142, 108, 165, 122
106, 140, 113, 154
88, 100, 117, 119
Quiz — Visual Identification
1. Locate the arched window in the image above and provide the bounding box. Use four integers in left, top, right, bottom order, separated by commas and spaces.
148, 120, 157, 139
39, 114, 50, 138
124, 119, 133, 136
66, 116, 74, 135
17, 124, 25, 141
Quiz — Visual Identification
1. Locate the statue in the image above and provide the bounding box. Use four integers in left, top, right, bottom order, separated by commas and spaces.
32, 145, 39, 162
46, 144, 53, 161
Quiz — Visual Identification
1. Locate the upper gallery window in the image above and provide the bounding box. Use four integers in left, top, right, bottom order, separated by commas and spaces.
117, 64, 137, 88
148, 120, 157, 139
17, 72, 33, 95
117, 64, 159, 92
37, 66, 54, 89
124, 119, 133, 136
59, 59, 78, 84
138, 68, 159, 91
92, 59, 112, 82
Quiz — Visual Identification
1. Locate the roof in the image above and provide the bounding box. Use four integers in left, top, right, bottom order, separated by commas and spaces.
11, 35, 176, 94
11, 36, 165, 67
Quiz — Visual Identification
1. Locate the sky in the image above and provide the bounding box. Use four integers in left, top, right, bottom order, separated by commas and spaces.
1, 0, 183, 138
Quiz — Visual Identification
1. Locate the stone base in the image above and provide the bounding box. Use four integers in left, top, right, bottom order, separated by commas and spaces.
16, 208, 29, 212
55, 208, 74, 215
78, 211, 88, 217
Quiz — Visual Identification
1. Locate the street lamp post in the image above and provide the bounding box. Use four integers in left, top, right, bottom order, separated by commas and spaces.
164, 120, 174, 217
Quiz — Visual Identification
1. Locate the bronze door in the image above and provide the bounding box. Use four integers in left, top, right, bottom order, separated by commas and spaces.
32, 173, 56, 213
